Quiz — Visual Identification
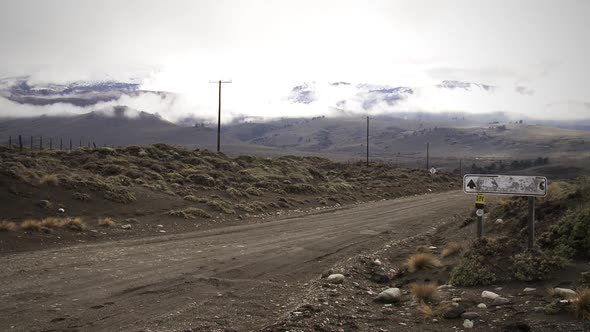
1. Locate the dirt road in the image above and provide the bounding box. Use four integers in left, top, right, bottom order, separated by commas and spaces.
0, 191, 471, 332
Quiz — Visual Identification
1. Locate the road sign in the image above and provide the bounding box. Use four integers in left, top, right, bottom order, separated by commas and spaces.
475, 194, 485, 205
476, 209, 484, 217
463, 174, 547, 197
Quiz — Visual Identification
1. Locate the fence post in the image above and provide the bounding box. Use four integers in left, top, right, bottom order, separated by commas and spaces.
30, 136, 33, 150
70, 139, 72, 151
60, 138, 63, 150
40, 136, 43, 151
92, 142, 96, 148
8, 136, 11, 149
19, 135, 23, 151
49, 137, 52, 150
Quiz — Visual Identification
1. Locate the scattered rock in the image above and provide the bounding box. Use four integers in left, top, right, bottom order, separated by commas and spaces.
495, 218, 504, 225
463, 319, 474, 328
37, 200, 52, 208
492, 297, 512, 306
373, 259, 382, 266
321, 269, 334, 278
581, 272, 590, 283
461, 312, 481, 320
523, 288, 536, 292
501, 322, 531, 332
369, 271, 390, 284
374, 288, 401, 304
326, 274, 345, 284
452, 297, 462, 302
481, 291, 500, 299
58, 208, 65, 213
443, 306, 465, 319
554, 288, 576, 297
533, 307, 544, 313
121, 224, 132, 230
477, 303, 487, 309
438, 284, 453, 290
124, 218, 138, 223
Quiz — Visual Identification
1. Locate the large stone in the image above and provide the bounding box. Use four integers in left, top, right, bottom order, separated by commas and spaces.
374, 288, 401, 304
477, 303, 487, 309
461, 312, 481, 320
523, 288, 536, 292
326, 274, 345, 284
443, 306, 465, 319
481, 291, 500, 299
121, 224, 132, 230
463, 319, 474, 329
37, 200, 52, 208
554, 288, 576, 297
492, 297, 512, 306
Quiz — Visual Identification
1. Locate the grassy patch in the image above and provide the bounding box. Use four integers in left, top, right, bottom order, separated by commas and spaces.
167, 207, 212, 219
72, 192, 91, 201
416, 303, 434, 320
511, 252, 566, 281
572, 288, 590, 320
0, 220, 17, 232
21, 219, 42, 231
104, 188, 136, 203
404, 253, 441, 272
449, 253, 497, 286
206, 199, 235, 214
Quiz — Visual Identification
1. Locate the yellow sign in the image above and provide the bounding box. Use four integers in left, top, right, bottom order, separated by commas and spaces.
475, 194, 486, 205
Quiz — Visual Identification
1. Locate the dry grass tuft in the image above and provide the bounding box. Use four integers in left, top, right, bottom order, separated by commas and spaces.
21, 219, 42, 231
415, 245, 431, 253
571, 288, 590, 320
38, 174, 59, 186
405, 253, 442, 272
416, 303, 434, 320
0, 220, 17, 232
411, 283, 440, 303
442, 241, 465, 258
98, 217, 115, 227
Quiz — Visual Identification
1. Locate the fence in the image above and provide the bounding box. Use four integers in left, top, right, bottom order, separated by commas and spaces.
3, 135, 116, 152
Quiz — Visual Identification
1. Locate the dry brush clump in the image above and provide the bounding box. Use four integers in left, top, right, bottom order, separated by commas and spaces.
167, 207, 212, 219
571, 288, 590, 320
410, 283, 439, 303
404, 253, 442, 272
38, 174, 59, 186
98, 217, 115, 227
442, 241, 465, 258
0, 220, 17, 232
21, 219, 42, 231
39, 217, 86, 231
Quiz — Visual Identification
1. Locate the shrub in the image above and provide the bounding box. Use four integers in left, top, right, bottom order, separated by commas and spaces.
245, 187, 263, 196
167, 207, 211, 219
98, 217, 115, 227
404, 253, 441, 272
21, 219, 41, 231
72, 192, 91, 201
183, 195, 200, 202
226, 187, 247, 198
571, 288, 590, 320
62, 217, 86, 231
207, 199, 235, 214
541, 207, 590, 258
0, 220, 17, 232
449, 253, 497, 286
442, 242, 465, 258
38, 174, 59, 186
511, 252, 566, 281
416, 304, 434, 320
187, 173, 216, 187
410, 283, 439, 303
104, 188, 136, 203
284, 183, 317, 194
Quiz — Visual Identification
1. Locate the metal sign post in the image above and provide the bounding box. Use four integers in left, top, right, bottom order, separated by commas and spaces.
475, 194, 485, 238
463, 174, 547, 249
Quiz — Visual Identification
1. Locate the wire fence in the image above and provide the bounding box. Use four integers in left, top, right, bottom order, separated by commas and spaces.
3, 135, 117, 152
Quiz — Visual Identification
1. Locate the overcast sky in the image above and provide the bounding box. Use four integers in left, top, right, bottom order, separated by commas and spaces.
0, 0, 589, 121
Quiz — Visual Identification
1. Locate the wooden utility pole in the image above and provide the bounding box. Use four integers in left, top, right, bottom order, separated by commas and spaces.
366, 116, 370, 166
209, 80, 232, 152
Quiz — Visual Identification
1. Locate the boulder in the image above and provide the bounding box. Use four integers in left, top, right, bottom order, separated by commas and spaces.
463, 319, 474, 329
374, 288, 401, 304
443, 306, 465, 319
481, 290, 500, 299
554, 288, 576, 297
37, 200, 52, 208
326, 274, 345, 284
492, 297, 512, 306
461, 312, 481, 320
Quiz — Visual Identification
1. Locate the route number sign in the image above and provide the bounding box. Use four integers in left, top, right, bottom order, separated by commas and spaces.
475, 194, 485, 205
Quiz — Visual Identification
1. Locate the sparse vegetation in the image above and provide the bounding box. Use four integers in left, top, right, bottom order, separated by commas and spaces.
167, 207, 212, 219
571, 288, 590, 320
21, 219, 42, 231
72, 192, 91, 201
511, 252, 566, 281
441, 241, 465, 258
0, 220, 17, 232
404, 253, 441, 272
410, 283, 439, 303
98, 217, 115, 227
416, 303, 434, 320
206, 199, 235, 214
449, 252, 497, 286
104, 188, 136, 203
38, 174, 59, 186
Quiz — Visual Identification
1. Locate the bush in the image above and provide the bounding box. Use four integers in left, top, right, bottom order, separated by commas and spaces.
73, 192, 91, 201
572, 288, 590, 320
187, 173, 216, 187
511, 252, 565, 281
285, 183, 317, 194
404, 253, 441, 272
449, 253, 497, 286
245, 187, 263, 196
442, 242, 465, 258
541, 207, 590, 258
167, 207, 211, 219
104, 188, 136, 203
21, 219, 42, 231
207, 199, 235, 214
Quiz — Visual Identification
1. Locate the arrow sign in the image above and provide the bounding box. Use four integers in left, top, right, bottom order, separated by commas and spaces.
463, 174, 548, 197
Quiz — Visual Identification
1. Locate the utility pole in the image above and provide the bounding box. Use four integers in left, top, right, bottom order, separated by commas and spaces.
426, 142, 430, 170
366, 116, 369, 166
209, 80, 232, 152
